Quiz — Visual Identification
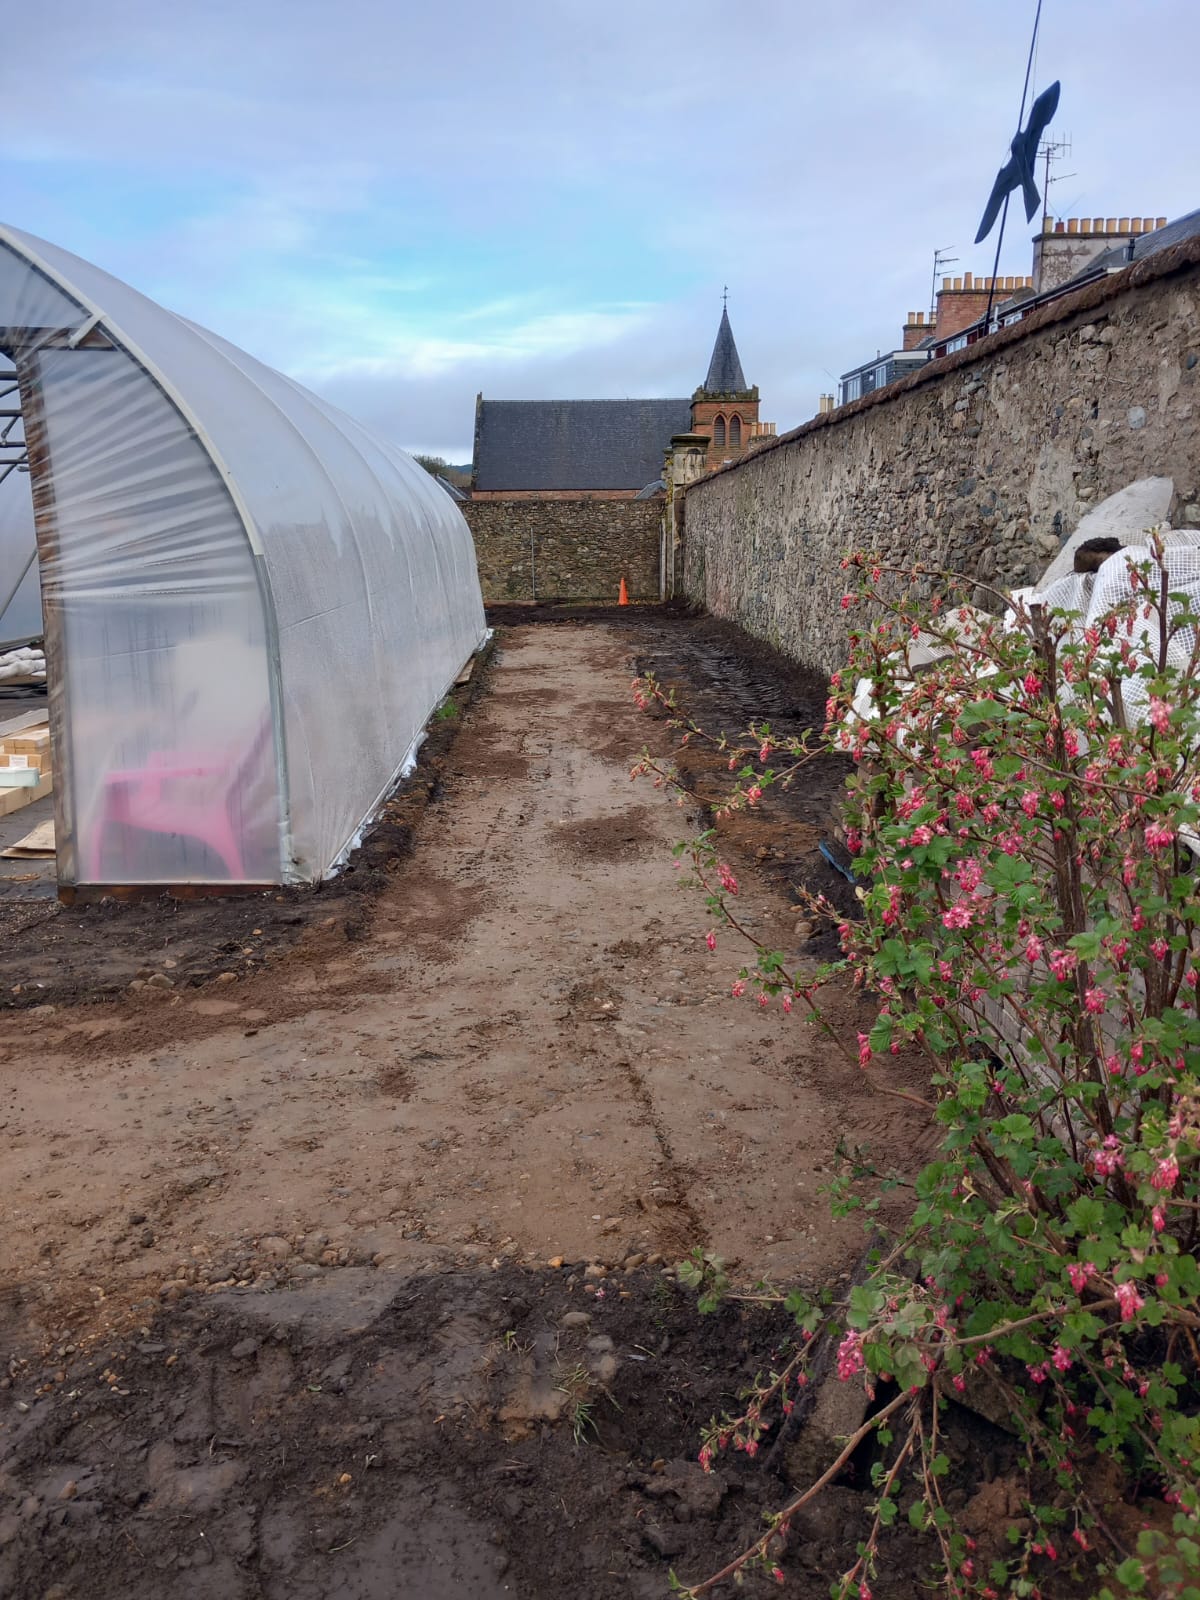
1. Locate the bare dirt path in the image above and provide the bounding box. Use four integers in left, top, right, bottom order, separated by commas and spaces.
1, 623, 927, 1343
0, 618, 938, 1600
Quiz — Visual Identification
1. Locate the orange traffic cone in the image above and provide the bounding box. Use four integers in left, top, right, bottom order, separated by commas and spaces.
618, 577, 629, 606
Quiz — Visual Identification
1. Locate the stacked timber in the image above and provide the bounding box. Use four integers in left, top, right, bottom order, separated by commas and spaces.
0, 711, 52, 817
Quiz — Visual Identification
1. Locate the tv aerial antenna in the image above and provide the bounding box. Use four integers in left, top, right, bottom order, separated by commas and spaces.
1038, 134, 1075, 228
930, 246, 959, 323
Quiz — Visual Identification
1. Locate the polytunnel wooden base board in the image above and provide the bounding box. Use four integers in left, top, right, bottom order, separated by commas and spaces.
58, 879, 275, 906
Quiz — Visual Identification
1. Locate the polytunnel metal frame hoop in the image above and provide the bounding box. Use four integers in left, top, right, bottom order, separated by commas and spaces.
0, 224, 296, 887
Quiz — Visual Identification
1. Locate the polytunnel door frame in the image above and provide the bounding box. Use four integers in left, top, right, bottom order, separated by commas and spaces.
0, 360, 35, 633
0, 324, 117, 887
0, 281, 293, 899
0, 225, 299, 902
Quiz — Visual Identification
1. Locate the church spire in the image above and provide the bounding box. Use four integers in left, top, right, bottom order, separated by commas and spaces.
702, 302, 748, 395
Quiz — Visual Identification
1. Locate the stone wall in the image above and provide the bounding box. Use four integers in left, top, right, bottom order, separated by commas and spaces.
682, 238, 1200, 675
464, 496, 661, 602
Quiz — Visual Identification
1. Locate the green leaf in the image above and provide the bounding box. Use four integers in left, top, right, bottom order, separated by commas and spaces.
1065, 1196, 1107, 1237
959, 698, 1007, 726
1114, 1556, 1148, 1592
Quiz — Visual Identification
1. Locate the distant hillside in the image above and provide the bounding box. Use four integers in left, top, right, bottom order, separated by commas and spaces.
413, 455, 472, 489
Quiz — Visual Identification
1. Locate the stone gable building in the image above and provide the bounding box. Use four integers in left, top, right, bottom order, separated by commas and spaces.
464, 306, 773, 601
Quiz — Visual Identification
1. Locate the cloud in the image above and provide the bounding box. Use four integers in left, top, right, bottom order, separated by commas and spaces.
4, 0, 1198, 457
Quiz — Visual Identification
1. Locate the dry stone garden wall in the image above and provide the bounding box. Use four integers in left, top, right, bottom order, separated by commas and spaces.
682, 239, 1200, 675
464, 497, 660, 603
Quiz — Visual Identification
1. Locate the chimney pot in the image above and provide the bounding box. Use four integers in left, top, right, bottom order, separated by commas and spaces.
1157, 217, 1167, 229
953, 276, 962, 291
942, 276, 951, 291
1118, 217, 1130, 232
1093, 218, 1104, 232
1080, 218, 1092, 234
963, 271, 973, 289
1067, 218, 1079, 234
1054, 220, 1065, 233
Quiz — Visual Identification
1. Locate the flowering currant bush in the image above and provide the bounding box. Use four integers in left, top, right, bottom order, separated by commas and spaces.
637, 541, 1200, 1600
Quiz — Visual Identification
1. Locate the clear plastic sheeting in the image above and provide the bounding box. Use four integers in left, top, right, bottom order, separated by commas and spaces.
0, 222, 486, 887
1027, 533, 1200, 727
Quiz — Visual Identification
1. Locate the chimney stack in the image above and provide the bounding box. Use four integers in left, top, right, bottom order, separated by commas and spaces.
902, 310, 929, 351
1033, 211, 1167, 293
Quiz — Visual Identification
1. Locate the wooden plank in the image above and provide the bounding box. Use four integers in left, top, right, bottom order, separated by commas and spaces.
0, 771, 52, 817
0, 728, 51, 755
0, 708, 49, 740
60, 879, 273, 905
454, 658, 475, 687
1, 817, 55, 858
0, 752, 43, 771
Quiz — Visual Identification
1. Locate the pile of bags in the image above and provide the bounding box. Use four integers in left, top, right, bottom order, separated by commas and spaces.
0, 644, 46, 683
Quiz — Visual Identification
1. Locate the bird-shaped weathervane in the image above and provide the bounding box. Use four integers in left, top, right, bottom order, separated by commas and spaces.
975, 79, 1061, 243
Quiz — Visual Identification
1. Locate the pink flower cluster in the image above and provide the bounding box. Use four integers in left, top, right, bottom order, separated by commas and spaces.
942, 901, 974, 930
1067, 1260, 1095, 1293
1093, 1136, 1124, 1176
835, 1330, 864, 1381
955, 857, 984, 894
1048, 948, 1077, 982
1115, 1280, 1145, 1321
1150, 1153, 1180, 1191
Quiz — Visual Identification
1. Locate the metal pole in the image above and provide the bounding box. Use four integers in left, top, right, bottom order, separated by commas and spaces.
984, 0, 1044, 332
984, 194, 1012, 331
0, 543, 37, 625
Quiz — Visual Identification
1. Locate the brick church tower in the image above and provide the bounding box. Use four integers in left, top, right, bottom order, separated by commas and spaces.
690, 302, 760, 471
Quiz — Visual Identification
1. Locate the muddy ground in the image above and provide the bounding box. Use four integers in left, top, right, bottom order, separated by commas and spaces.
0, 611, 953, 1598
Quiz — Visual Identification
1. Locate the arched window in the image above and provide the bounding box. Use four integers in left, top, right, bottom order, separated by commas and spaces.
713, 415, 726, 449
729, 414, 742, 448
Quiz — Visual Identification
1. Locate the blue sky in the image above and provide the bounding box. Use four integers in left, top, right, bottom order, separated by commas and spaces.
5, 0, 1198, 458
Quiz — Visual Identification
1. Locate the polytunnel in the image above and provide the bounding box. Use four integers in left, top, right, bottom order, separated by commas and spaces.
0, 222, 486, 893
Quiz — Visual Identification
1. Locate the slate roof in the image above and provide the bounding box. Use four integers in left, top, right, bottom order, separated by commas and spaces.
1082, 208, 1200, 276
473, 398, 691, 491
701, 308, 748, 394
